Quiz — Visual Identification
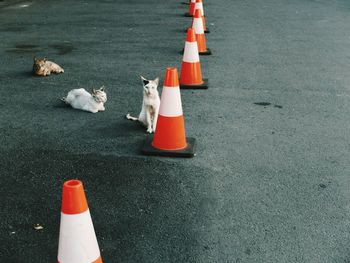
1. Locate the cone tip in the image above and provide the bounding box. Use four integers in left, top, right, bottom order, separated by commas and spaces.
186, 28, 197, 42
61, 179, 88, 214
64, 180, 82, 189
164, 68, 179, 87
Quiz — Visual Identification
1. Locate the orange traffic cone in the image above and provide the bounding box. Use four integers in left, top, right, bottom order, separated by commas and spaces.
180, 28, 208, 89
142, 67, 196, 157
185, 3, 210, 33
57, 180, 103, 263
194, 0, 210, 33
194, 0, 204, 16
185, 0, 196, 16
192, 9, 211, 55
194, 2, 210, 33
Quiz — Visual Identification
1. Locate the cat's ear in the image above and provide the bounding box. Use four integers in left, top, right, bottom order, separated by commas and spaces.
92, 89, 97, 94
43, 57, 47, 62
99, 86, 105, 92
154, 77, 159, 86
140, 75, 149, 86
33, 56, 37, 62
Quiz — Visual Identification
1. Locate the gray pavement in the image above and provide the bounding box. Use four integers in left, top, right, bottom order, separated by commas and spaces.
1, 0, 350, 262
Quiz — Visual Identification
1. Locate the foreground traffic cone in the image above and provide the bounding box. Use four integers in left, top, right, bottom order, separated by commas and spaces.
192, 9, 211, 55
142, 67, 196, 157
57, 180, 103, 263
185, 0, 196, 16
180, 28, 208, 89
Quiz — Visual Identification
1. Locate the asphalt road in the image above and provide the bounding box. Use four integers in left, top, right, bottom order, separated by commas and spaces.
1, 0, 350, 262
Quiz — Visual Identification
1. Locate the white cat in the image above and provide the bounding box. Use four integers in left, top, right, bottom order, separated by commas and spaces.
126, 76, 160, 133
62, 86, 107, 113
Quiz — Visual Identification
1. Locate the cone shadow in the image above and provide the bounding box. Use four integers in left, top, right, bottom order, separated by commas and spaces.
142, 136, 196, 158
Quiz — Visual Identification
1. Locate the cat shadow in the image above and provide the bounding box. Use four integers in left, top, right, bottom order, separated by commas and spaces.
172, 28, 187, 33
52, 100, 70, 109
51, 101, 94, 114
148, 46, 180, 55
95, 120, 146, 138
18, 70, 34, 78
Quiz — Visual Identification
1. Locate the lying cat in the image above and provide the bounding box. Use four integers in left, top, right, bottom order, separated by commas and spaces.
62, 86, 107, 113
126, 76, 160, 133
33, 57, 64, 76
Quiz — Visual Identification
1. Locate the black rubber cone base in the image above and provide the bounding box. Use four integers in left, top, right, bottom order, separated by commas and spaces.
180, 48, 212, 55
199, 48, 212, 55
180, 78, 209, 89
142, 136, 196, 158
184, 28, 210, 33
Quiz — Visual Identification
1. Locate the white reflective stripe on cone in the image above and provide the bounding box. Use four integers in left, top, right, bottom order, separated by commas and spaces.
190, 0, 196, 3
159, 86, 183, 117
193, 18, 204, 34
195, 3, 204, 16
183, 42, 200, 63
58, 210, 101, 263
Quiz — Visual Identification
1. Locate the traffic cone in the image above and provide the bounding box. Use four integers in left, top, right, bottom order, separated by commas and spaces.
185, 4, 210, 33
57, 180, 103, 263
142, 67, 196, 157
180, 28, 208, 89
194, 0, 204, 16
184, 0, 196, 16
192, 9, 211, 55
194, 0, 210, 33
195, 3, 210, 33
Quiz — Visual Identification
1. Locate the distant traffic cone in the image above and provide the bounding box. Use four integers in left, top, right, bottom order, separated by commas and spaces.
57, 180, 103, 263
185, 4, 210, 33
185, 0, 196, 16
194, 0, 210, 33
194, 0, 204, 16
180, 28, 208, 89
192, 9, 211, 55
142, 67, 196, 157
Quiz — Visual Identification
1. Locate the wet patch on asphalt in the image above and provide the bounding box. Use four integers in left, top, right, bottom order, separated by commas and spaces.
6, 42, 74, 55
254, 102, 271, 106
254, 102, 283, 109
1, 25, 26, 32
49, 43, 74, 55
6, 44, 42, 53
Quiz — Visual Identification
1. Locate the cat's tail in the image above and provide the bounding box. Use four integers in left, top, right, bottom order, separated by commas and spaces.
126, 113, 138, 121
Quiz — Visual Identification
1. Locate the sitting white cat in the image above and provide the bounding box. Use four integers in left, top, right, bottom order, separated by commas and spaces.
126, 76, 160, 133
62, 86, 107, 113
